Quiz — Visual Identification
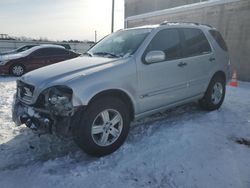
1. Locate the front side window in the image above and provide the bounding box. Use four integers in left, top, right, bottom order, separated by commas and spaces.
182, 28, 211, 57
145, 29, 182, 61
88, 28, 152, 58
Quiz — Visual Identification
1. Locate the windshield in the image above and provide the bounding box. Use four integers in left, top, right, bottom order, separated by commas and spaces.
17, 45, 37, 53
88, 28, 152, 58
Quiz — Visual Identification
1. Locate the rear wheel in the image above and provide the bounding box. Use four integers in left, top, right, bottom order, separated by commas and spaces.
199, 75, 226, 111
72, 97, 130, 157
10, 64, 25, 76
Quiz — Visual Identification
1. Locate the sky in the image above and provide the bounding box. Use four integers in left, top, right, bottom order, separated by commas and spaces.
0, 0, 124, 41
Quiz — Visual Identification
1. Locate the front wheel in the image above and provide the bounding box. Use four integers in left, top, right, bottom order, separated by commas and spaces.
72, 97, 130, 157
199, 76, 226, 111
10, 64, 25, 76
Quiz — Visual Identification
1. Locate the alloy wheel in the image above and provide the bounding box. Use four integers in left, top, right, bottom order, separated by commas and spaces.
12, 65, 24, 76
91, 109, 123, 147
211, 82, 223, 105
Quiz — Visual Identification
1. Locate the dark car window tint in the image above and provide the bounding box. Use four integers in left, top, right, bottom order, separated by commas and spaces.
49, 48, 69, 56
146, 29, 182, 61
32, 49, 49, 57
182, 28, 211, 57
32, 48, 68, 57
209, 30, 228, 51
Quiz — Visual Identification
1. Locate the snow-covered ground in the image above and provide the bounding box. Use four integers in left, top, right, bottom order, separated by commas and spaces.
0, 77, 250, 188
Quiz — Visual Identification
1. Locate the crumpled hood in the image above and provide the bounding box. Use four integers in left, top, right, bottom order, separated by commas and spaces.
20, 56, 120, 90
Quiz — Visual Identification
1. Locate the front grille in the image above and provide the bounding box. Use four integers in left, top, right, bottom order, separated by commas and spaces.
17, 80, 35, 103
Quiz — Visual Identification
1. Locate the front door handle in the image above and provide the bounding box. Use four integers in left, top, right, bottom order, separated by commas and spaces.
178, 62, 187, 67
209, 57, 216, 62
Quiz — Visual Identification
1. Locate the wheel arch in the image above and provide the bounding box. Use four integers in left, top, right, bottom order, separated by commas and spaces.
202, 70, 226, 95
87, 89, 135, 121
211, 71, 226, 83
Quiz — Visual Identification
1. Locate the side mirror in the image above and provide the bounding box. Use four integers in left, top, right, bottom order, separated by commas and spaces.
145, 51, 165, 64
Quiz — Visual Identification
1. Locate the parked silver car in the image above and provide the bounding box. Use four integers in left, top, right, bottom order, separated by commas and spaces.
12, 22, 231, 156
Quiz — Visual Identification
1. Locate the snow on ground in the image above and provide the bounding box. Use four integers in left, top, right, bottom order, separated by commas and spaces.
0, 77, 250, 188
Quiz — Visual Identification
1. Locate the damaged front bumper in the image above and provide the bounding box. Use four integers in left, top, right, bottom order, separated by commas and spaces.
12, 96, 54, 133
12, 95, 83, 136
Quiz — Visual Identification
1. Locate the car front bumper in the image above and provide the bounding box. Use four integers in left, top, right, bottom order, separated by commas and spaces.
12, 94, 84, 136
12, 95, 54, 134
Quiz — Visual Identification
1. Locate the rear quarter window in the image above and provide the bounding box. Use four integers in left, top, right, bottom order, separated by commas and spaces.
50, 48, 69, 56
209, 30, 228, 51
31, 48, 69, 57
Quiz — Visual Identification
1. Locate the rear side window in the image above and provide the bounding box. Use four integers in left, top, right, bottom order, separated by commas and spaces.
32, 48, 68, 57
49, 48, 69, 56
32, 49, 50, 57
145, 29, 182, 61
182, 28, 211, 57
209, 30, 228, 51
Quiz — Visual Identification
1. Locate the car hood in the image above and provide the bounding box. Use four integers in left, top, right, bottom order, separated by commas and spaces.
0, 53, 23, 61
20, 56, 123, 90
0, 50, 15, 56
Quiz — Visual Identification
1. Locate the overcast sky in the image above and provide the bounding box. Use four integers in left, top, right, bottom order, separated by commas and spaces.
0, 0, 124, 41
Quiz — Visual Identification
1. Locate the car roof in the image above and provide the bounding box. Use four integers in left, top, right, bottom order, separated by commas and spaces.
18, 44, 37, 48
20, 44, 66, 56
37, 44, 65, 49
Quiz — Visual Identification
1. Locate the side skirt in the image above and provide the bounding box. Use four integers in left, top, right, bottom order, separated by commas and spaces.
134, 93, 204, 120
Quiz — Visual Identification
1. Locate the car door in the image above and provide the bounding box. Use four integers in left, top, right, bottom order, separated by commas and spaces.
28, 48, 50, 70
137, 28, 189, 113
180, 28, 214, 97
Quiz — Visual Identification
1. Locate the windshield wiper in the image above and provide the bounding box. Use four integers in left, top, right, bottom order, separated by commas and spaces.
82, 52, 93, 57
93, 52, 120, 58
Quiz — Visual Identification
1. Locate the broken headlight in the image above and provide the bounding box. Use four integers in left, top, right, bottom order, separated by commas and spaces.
44, 86, 74, 116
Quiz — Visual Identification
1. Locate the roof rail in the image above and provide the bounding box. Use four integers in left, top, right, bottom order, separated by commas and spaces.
160, 21, 213, 28
201, 23, 213, 28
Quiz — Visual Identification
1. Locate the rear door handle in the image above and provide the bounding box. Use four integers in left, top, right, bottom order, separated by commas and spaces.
178, 62, 187, 67
209, 57, 216, 62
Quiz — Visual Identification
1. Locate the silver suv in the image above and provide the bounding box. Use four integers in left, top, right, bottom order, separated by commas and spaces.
12, 22, 230, 156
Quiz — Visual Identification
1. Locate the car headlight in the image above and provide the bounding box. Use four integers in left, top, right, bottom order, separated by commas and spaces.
0, 60, 9, 65
49, 94, 70, 105
45, 86, 74, 116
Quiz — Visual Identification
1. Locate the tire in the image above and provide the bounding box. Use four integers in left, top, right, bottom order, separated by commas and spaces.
10, 64, 25, 76
72, 97, 131, 157
199, 75, 226, 111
